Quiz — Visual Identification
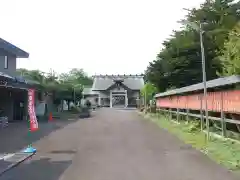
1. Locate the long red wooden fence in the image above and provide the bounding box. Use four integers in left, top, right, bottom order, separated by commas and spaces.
156, 90, 240, 114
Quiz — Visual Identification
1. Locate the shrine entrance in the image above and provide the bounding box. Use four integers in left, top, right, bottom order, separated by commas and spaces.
110, 91, 128, 108
112, 95, 125, 107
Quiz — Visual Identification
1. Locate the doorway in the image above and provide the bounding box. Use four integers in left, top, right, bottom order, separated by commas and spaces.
13, 90, 27, 121
13, 100, 25, 121
112, 95, 125, 107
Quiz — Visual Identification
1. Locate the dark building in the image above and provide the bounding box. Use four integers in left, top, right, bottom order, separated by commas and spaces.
0, 38, 33, 122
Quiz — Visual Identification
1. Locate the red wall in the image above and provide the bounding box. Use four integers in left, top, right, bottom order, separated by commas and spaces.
156, 90, 240, 113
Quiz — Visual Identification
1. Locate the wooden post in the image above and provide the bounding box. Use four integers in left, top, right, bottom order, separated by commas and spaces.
177, 108, 179, 122
186, 109, 189, 122
220, 92, 226, 137
110, 91, 112, 108
170, 108, 173, 120
168, 108, 171, 120
125, 90, 128, 108
163, 108, 166, 117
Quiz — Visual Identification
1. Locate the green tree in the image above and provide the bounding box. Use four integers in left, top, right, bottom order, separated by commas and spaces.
58, 68, 93, 102
219, 22, 240, 76
17, 68, 93, 106
145, 0, 240, 92
17, 68, 46, 89
59, 68, 93, 86
140, 83, 158, 104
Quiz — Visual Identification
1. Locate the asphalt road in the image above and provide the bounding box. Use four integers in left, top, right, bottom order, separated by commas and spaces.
0, 108, 239, 180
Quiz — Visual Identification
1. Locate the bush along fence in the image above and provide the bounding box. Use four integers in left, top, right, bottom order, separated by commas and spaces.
154, 75, 240, 140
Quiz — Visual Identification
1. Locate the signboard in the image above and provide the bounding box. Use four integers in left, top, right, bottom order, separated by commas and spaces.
28, 89, 38, 132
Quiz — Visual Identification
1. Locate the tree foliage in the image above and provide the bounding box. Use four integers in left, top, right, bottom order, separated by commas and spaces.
145, 0, 240, 92
17, 68, 93, 101
59, 68, 93, 87
140, 83, 158, 103
218, 22, 240, 76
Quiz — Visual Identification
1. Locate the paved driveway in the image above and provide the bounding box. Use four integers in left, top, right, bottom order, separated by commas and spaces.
0, 108, 239, 180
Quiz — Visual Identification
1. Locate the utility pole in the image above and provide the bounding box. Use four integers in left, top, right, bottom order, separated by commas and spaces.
199, 23, 209, 140
178, 15, 210, 140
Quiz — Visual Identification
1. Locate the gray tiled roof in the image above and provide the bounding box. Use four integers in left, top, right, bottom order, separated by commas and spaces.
83, 87, 99, 95
92, 75, 144, 90
0, 38, 29, 58
155, 75, 240, 97
0, 73, 40, 86
0, 72, 14, 79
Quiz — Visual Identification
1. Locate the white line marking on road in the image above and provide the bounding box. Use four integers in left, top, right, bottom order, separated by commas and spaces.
3, 154, 15, 160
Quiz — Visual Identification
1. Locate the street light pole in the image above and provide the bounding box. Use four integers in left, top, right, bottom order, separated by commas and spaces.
179, 17, 210, 140
179, 8, 210, 139
199, 23, 209, 140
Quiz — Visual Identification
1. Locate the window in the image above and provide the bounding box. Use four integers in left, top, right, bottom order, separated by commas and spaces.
4, 56, 8, 69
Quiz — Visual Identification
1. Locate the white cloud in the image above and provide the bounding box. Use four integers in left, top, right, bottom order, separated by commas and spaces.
0, 0, 204, 75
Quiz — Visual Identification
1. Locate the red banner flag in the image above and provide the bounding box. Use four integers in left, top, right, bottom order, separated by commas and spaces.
28, 89, 38, 132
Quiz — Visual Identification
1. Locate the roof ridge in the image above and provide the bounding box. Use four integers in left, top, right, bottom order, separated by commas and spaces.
92, 75, 144, 91
92, 74, 144, 78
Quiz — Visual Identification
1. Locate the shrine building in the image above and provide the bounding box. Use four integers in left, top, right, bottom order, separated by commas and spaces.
83, 74, 144, 108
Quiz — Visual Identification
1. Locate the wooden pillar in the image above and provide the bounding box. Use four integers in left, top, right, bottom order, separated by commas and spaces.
186, 109, 189, 122
177, 108, 179, 122
220, 92, 226, 137
169, 108, 172, 120
98, 94, 101, 106
158, 108, 160, 118
110, 91, 112, 108
125, 90, 128, 108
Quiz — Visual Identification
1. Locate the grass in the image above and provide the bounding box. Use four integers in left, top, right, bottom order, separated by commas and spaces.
142, 112, 240, 172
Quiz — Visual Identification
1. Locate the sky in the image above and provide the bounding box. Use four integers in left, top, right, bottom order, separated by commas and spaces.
0, 0, 204, 76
